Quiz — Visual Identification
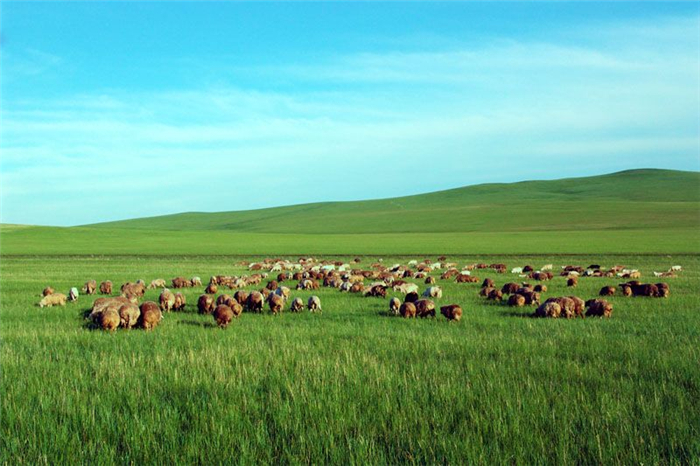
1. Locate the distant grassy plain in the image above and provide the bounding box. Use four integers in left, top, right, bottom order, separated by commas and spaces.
1, 169, 699, 463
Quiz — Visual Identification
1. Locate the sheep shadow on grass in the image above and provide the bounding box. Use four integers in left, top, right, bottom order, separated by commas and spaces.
178, 319, 217, 329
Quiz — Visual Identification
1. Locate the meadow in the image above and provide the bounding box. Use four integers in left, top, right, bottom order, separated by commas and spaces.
1, 254, 699, 464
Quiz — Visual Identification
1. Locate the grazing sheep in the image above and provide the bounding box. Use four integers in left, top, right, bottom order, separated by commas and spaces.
159, 289, 176, 313
508, 294, 526, 307
173, 292, 186, 311
275, 286, 291, 300
99, 309, 120, 332
440, 304, 462, 322
567, 277, 578, 288
404, 291, 419, 303
260, 288, 271, 299
365, 284, 387, 298
511, 267, 523, 274
399, 302, 416, 318
585, 299, 613, 318
139, 301, 162, 330
230, 301, 243, 318
424, 276, 436, 285
632, 283, 659, 297
172, 277, 190, 289
247, 291, 264, 312
190, 276, 202, 287
121, 282, 146, 300
205, 283, 218, 294
39, 293, 67, 308
217, 294, 233, 306
501, 283, 520, 295
290, 297, 304, 312
389, 297, 401, 315
197, 294, 216, 315
520, 290, 541, 306
266, 280, 279, 291
118, 303, 140, 329
393, 282, 418, 294
455, 274, 479, 283
99, 280, 113, 295
421, 286, 443, 299
90, 297, 132, 322
533, 284, 547, 293
655, 282, 670, 298
148, 279, 167, 289
535, 302, 561, 318
541, 264, 553, 271
599, 286, 616, 296
487, 289, 503, 301
568, 296, 585, 317
268, 294, 285, 314
307, 296, 322, 312
68, 287, 79, 302
42, 286, 54, 297
481, 278, 495, 289
414, 299, 436, 318
83, 280, 97, 295
479, 286, 494, 297
670, 265, 682, 272
620, 284, 632, 297
213, 305, 234, 328
522, 266, 534, 273
233, 290, 249, 306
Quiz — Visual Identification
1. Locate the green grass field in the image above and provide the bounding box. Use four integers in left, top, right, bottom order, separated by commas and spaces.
1, 255, 699, 464
1, 169, 699, 463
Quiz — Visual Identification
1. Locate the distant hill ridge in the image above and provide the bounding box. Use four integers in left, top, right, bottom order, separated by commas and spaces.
85, 169, 700, 234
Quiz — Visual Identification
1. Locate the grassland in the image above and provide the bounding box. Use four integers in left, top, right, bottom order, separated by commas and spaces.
1, 255, 699, 464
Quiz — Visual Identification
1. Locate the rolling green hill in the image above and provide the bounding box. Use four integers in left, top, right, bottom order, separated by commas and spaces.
2, 169, 698, 255
87, 169, 700, 233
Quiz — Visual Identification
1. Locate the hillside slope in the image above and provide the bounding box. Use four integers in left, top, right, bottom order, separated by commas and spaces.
87, 169, 700, 234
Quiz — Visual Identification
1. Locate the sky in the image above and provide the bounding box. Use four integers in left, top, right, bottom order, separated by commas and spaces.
1, 2, 699, 226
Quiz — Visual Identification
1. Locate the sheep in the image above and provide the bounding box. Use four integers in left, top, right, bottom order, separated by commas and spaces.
568, 296, 585, 318
567, 277, 578, 287
90, 297, 132, 322
481, 278, 495, 289
99, 309, 120, 332
173, 292, 186, 311
533, 284, 547, 293
230, 301, 243, 318
620, 284, 632, 297
424, 276, 436, 285
118, 303, 140, 329
585, 299, 613, 318
99, 280, 113, 295
159, 289, 176, 313
68, 287, 79, 302
39, 293, 67, 308
190, 276, 202, 287
414, 299, 436, 318
307, 296, 322, 312
479, 286, 493, 297
268, 294, 285, 314
440, 304, 462, 321
290, 297, 304, 312
213, 305, 234, 328
535, 302, 561, 318
511, 267, 523, 274
139, 302, 162, 330
455, 274, 479, 283
205, 283, 218, 294
599, 286, 616, 296
83, 280, 97, 295
266, 279, 279, 291
487, 289, 503, 301
399, 302, 416, 318
247, 291, 264, 312
670, 265, 682, 272
42, 286, 54, 297
172, 277, 190, 289
655, 282, 670, 298
393, 282, 418, 294
217, 294, 233, 306
501, 283, 520, 295
541, 264, 553, 271
389, 297, 401, 315
233, 290, 249, 306
507, 294, 526, 307
148, 279, 167, 289
121, 282, 145, 300
404, 291, 419, 303
197, 294, 216, 315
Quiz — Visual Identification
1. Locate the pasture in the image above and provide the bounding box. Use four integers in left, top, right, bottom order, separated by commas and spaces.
1, 253, 699, 464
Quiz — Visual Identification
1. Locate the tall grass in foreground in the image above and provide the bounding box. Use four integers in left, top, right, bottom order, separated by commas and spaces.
1, 255, 699, 464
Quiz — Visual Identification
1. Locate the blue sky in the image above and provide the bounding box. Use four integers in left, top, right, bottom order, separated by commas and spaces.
1, 2, 698, 226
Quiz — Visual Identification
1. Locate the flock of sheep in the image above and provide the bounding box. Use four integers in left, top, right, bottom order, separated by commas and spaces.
37, 256, 678, 331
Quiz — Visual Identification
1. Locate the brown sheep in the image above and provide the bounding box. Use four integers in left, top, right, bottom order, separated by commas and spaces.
230, 301, 243, 318
508, 294, 526, 307
307, 296, 322, 312
479, 286, 494, 297
414, 299, 436, 318
501, 283, 520, 295
425, 276, 436, 285
197, 294, 216, 315
290, 297, 304, 312
213, 305, 234, 328
42, 286, 54, 297
234, 290, 249, 306
260, 288, 271, 299
217, 294, 233, 306
481, 278, 495, 289
440, 304, 462, 321
173, 292, 186, 311
404, 291, 419, 303
172, 277, 189, 289
520, 290, 541, 306
389, 297, 401, 315
138, 301, 162, 330
277, 273, 288, 282
366, 284, 387, 298
99, 281, 113, 295
118, 303, 140, 329
266, 280, 279, 291
631, 283, 658, 297
159, 289, 176, 313
39, 293, 67, 308
487, 289, 503, 301
121, 282, 145, 299
83, 280, 97, 295
247, 291, 264, 312
599, 286, 616, 296
568, 296, 585, 318
99, 308, 120, 331
585, 299, 613, 318
533, 284, 547, 293
399, 302, 416, 318
268, 294, 285, 314
205, 283, 218, 294
535, 302, 561, 318
620, 284, 632, 297
456, 274, 479, 283
190, 277, 202, 287
655, 282, 670, 298
567, 277, 578, 288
